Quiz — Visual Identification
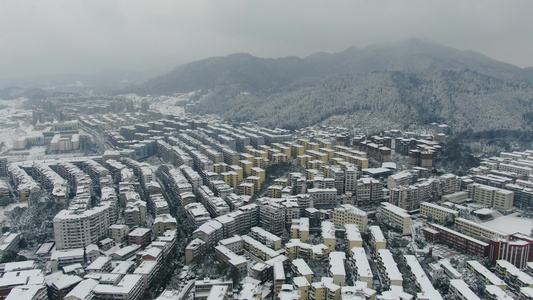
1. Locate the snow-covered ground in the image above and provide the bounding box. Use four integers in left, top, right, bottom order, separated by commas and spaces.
482, 212, 533, 236
149, 95, 186, 116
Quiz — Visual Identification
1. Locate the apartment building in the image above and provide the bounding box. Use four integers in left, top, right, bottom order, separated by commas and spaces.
345, 224, 363, 252
185, 238, 206, 264
128, 228, 152, 248
307, 188, 337, 207
109, 224, 130, 243
239, 182, 255, 198
484, 285, 513, 300
329, 252, 346, 287
344, 166, 357, 193
426, 223, 490, 257
496, 260, 533, 292
403, 255, 442, 300
449, 279, 481, 300
355, 178, 382, 204
192, 220, 224, 249
285, 239, 330, 261
292, 259, 314, 284
153, 214, 177, 237
218, 236, 243, 254
242, 235, 280, 261
489, 236, 533, 269
468, 183, 514, 211
92, 274, 144, 300
377, 249, 403, 289
310, 277, 341, 300
259, 200, 286, 236
349, 247, 373, 288
291, 218, 310, 243
379, 202, 412, 235
293, 276, 310, 300
420, 202, 458, 224
250, 227, 282, 250
214, 245, 248, 275
389, 180, 433, 211
7, 164, 40, 202
273, 261, 286, 297
321, 221, 336, 252
387, 171, 413, 189
467, 260, 507, 291
124, 201, 147, 227
53, 201, 115, 250
333, 204, 368, 231
184, 202, 211, 228
369, 225, 387, 252
455, 217, 509, 241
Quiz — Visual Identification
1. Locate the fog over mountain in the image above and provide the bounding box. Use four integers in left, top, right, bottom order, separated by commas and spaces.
127, 39, 533, 133
2, 1, 533, 81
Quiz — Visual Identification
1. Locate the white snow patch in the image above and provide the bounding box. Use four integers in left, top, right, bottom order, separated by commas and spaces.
482, 213, 533, 236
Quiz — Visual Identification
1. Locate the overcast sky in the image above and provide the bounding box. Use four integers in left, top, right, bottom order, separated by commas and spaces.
1, 0, 533, 80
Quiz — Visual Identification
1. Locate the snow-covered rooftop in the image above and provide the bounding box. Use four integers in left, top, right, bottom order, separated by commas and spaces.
329, 252, 346, 277
467, 260, 506, 287
351, 247, 372, 279
370, 226, 386, 243
404, 255, 442, 300
64, 279, 98, 300
378, 249, 402, 284
292, 259, 313, 276
450, 279, 481, 300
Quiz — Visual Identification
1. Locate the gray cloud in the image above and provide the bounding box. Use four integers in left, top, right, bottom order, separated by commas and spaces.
1, 0, 532, 80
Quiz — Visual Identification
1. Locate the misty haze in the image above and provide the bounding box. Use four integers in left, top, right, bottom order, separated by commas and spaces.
0, 1, 532, 300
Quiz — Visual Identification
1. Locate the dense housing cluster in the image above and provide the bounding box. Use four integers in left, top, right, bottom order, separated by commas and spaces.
2, 98, 533, 300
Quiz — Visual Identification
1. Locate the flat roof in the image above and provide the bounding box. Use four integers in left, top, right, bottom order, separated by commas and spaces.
430, 223, 489, 247
378, 249, 402, 283
351, 247, 372, 279
64, 279, 98, 300
381, 202, 410, 218
93, 274, 143, 295
329, 252, 346, 276
292, 276, 309, 288
292, 258, 313, 276
4, 285, 46, 300
128, 227, 151, 236
421, 202, 458, 214
86, 256, 110, 270
345, 224, 362, 242
496, 260, 533, 285
242, 236, 279, 258
370, 226, 386, 243
322, 221, 335, 240
251, 227, 281, 242
485, 285, 513, 299
404, 255, 442, 300
450, 279, 481, 300
467, 260, 506, 287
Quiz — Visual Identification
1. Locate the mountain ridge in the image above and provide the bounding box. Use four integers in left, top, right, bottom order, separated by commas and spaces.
130, 38, 530, 96
122, 39, 533, 132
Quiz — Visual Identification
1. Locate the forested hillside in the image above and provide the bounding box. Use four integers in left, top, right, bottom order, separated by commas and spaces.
189, 70, 533, 132
127, 39, 533, 132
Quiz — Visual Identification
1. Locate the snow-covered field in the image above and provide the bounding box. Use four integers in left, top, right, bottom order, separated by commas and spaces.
149, 95, 186, 116
482, 212, 533, 235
